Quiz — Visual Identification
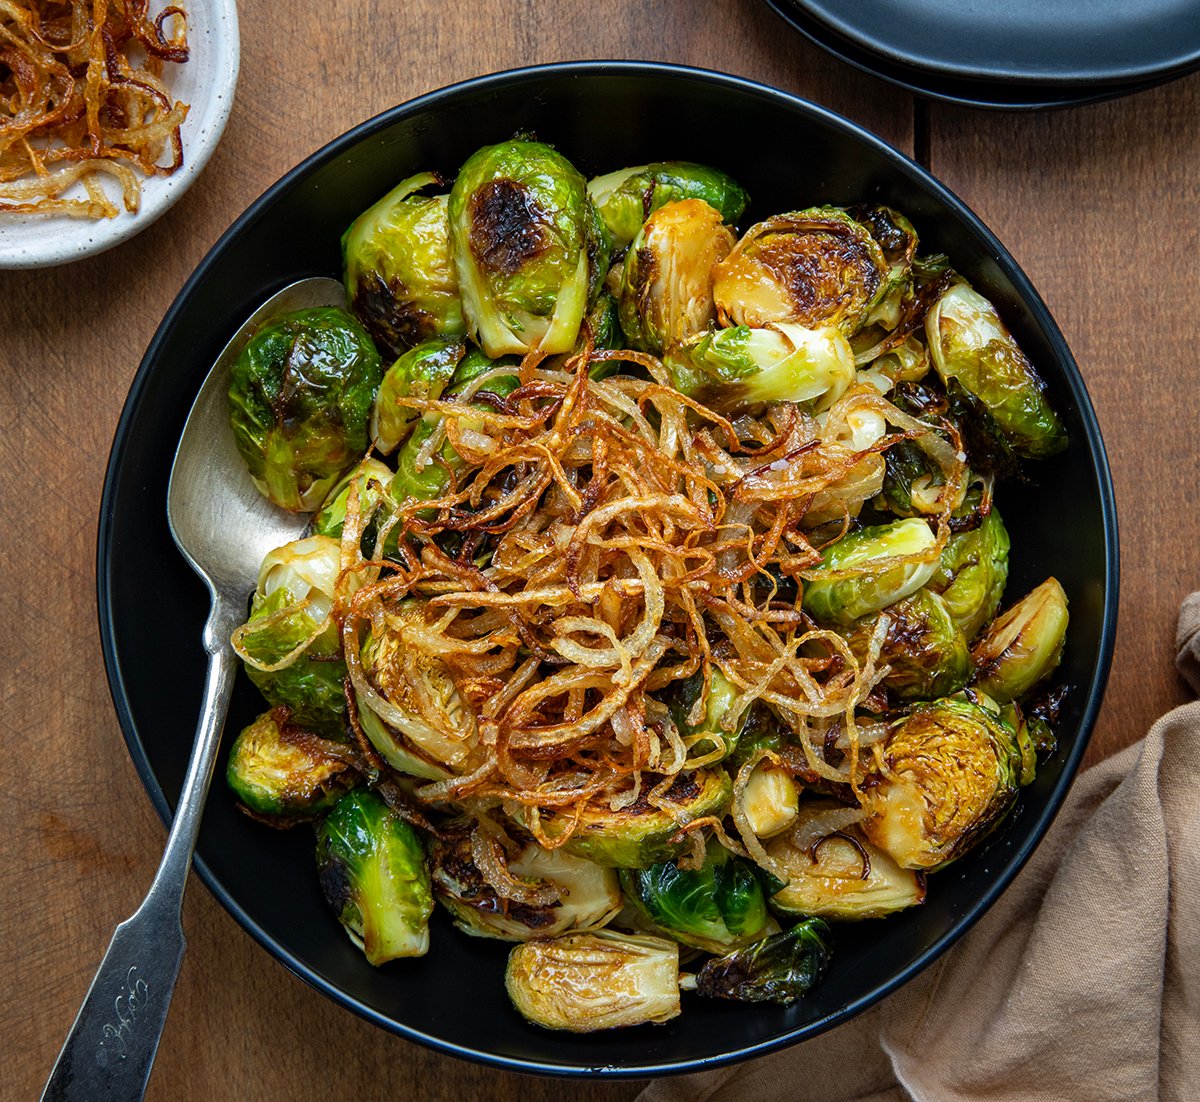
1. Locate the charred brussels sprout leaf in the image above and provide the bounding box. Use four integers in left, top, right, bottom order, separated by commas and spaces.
803, 517, 939, 625
315, 788, 433, 964
370, 336, 465, 455
229, 307, 382, 512
972, 578, 1069, 703
696, 918, 830, 1005
226, 709, 356, 821
621, 839, 775, 953
449, 139, 609, 357
928, 502, 1011, 641
342, 171, 466, 360
926, 283, 1067, 459
506, 930, 681, 1031
712, 207, 890, 336
860, 697, 1021, 869
588, 161, 748, 248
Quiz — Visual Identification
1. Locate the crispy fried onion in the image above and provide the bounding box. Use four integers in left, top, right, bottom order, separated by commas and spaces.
0, 0, 189, 218
335, 346, 967, 867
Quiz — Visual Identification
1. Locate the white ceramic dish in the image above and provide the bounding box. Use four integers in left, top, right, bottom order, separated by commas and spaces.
0, 0, 239, 270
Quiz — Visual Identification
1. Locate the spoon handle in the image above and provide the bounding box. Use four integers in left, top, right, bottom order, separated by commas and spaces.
41, 605, 240, 1102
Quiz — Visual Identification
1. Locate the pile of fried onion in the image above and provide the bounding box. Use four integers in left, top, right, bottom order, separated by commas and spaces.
0, 0, 188, 218
335, 346, 970, 879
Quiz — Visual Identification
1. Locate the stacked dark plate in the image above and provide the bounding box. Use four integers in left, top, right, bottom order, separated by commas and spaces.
766, 0, 1200, 109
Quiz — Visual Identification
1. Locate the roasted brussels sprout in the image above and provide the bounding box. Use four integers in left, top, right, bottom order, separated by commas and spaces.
342, 171, 466, 360
859, 697, 1021, 869
802, 517, 938, 625
617, 198, 735, 354
311, 457, 395, 552
741, 763, 801, 839
577, 289, 623, 353
316, 788, 434, 964
928, 502, 1011, 641
588, 161, 748, 248
696, 918, 830, 1005
430, 828, 621, 940
621, 839, 775, 953
850, 588, 972, 701
229, 307, 382, 512
370, 336, 465, 455
233, 536, 350, 736
448, 139, 609, 357
972, 578, 1069, 703
506, 930, 681, 1031
226, 709, 356, 820
668, 667, 748, 762
712, 207, 890, 335
926, 283, 1067, 459
766, 801, 925, 919
667, 322, 854, 410
850, 204, 918, 331
530, 770, 732, 868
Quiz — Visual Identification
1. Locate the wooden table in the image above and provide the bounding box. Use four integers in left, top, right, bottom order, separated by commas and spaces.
4, 2, 1198, 1098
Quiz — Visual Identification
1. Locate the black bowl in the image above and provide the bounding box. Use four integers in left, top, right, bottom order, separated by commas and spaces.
97, 61, 1118, 1077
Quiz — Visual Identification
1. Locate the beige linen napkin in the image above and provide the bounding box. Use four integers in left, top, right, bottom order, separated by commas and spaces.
640, 596, 1200, 1102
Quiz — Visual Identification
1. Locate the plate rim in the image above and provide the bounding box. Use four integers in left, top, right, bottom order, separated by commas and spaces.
95, 59, 1120, 1077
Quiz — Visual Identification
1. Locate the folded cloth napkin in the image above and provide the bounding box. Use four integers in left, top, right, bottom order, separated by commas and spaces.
640, 597, 1200, 1102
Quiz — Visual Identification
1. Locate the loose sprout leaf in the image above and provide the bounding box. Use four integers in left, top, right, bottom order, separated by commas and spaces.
696, 919, 831, 1005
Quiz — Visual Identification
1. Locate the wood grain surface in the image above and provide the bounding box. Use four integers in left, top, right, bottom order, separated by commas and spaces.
0, 0, 1195, 1098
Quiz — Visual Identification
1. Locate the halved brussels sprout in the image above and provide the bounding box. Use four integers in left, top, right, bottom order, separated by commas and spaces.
696, 918, 830, 1005
234, 535, 350, 737
802, 517, 938, 625
741, 764, 801, 839
667, 323, 854, 410
618, 199, 735, 355
972, 578, 1069, 703
315, 788, 433, 964
712, 207, 890, 335
226, 709, 357, 820
766, 801, 925, 919
859, 697, 1021, 869
667, 666, 749, 763
621, 839, 775, 953
588, 161, 748, 248
849, 588, 972, 702
530, 770, 733, 868
430, 828, 621, 940
342, 171, 466, 360
448, 139, 609, 357
311, 457, 396, 553
926, 283, 1067, 459
506, 930, 681, 1031
370, 336, 465, 455
229, 307, 383, 512
927, 502, 1011, 641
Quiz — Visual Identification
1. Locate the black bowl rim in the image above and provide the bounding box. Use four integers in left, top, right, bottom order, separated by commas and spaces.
761, 0, 1200, 111
96, 59, 1120, 1078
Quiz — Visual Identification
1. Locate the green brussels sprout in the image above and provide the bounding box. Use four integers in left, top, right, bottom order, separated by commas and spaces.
802, 517, 939, 625
430, 828, 621, 941
311, 457, 395, 548
926, 283, 1067, 459
342, 171, 466, 360
234, 536, 350, 736
226, 709, 357, 820
357, 603, 478, 774
620, 839, 775, 953
505, 930, 681, 1031
667, 322, 855, 410
850, 204, 919, 331
448, 139, 609, 357
999, 703, 1038, 786
859, 697, 1021, 869
712, 207, 890, 336
576, 289, 623, 356
529, 770, 733, 868
849, 588, 972, 701
315, 788, 434, 964
370, 336, 465, 455
588, 161, 749, 249
972, 578, 1069, 703
617, 199, 735, 355
229, 307, 382, 512
667, 666, 749, 762
766, 801, 925, 919
927, 503, 1011, 641
695, 918, 830, 1006
727, 704, 786, 774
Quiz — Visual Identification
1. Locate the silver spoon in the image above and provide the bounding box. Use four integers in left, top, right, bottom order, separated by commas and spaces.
42, 276, 346, 1102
